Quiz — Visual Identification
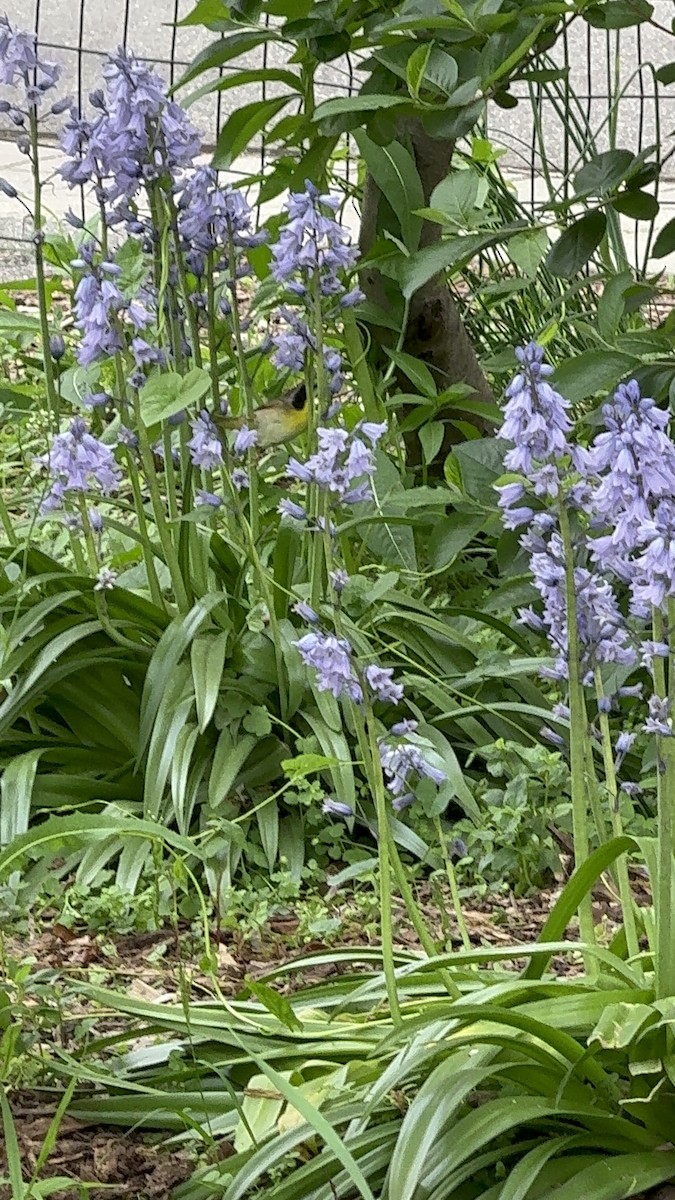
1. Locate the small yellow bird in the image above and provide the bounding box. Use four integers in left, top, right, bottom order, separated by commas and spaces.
215, 383, 308, 449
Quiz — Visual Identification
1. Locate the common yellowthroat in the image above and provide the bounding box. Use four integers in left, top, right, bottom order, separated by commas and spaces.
215, 383, 308, 449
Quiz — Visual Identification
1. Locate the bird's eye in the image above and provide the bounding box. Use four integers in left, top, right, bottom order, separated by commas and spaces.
291, 384, 306, 411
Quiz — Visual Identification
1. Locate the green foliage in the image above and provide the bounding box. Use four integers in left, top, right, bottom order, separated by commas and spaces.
450, 739, 572, 895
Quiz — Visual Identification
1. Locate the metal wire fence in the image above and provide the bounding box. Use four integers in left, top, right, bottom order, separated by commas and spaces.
1, 0, 674, 275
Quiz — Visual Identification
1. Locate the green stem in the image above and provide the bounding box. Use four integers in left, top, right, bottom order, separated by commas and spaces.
165, 192, 202, 368
226, 233, 260, 546
132, 391, 189, 611
558, 502, 596, 967
341, 308, 383, 423
124, 448, 166, 611
594, 670, 639, 962
655, 605, 675, 998
434, 815, 471, 953
28, 110, 58, 429
205, 253, 221, 413
0, 488, 16, 546
363, 708, 402, 1026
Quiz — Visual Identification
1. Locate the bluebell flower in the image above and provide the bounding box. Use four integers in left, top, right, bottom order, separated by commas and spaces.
0, 16, 60, 103
391, 719, 418, 736
587, 381, 675, 580
177, 167, 265, 274
37, 416, 121, 512
379, 737, 446, 799
287, 426, 376, 505
49, 334, 66, 361
330, 568, 349, 594
292, 601, 319, 624
188, 411, 223, 470
640, 640, 669, 672
364, 664, 404, 704
614, 731, 636, 770
88, 507, 103, 532
295, 630, 363, 702
497, 342, 572, 476
270, 180, 359, 301
60, 48, 200, 214
644, 695, 672, 737
278, 498, 306, 521
540, 726, 565, 747
392, 792, 415, 812
323, 798, 354, 818
233, 425, 258, 456
524, 527, 636, 680
94, 566, 117, 590
118, 425, 138, 448
195, 489, 222, 508
231, 467, 249, 491
630, 499, 675, 616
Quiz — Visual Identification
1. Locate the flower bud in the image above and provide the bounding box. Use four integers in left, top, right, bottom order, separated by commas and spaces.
0, 178, 18, 199
49, 334, 66, 361
51, 95, 73, 115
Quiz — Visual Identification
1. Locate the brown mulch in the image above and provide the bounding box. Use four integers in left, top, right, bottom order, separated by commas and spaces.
0, 1114, 192, 1199
0, 876, 656, 1198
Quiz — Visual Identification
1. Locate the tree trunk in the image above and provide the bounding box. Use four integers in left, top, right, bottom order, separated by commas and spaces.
359, 119, 495, 434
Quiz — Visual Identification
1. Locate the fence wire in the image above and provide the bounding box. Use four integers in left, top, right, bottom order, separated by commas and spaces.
0, 0, 674, 276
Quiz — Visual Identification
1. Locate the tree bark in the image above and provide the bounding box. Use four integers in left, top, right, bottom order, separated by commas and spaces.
359, 119, 495, 423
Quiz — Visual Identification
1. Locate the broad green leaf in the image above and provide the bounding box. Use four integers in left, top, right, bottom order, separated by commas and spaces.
652, 216, 675, 258
419, 422, 444, 465
256, 798, 279, 871
177, 0, 229, 24
0, 309, 41, 333
384, 348, 437, 396
0, 749, 41, 847
401, 232, 497, 297
139, 596, 221, 755
573, 149, 636, 197
545, 1150, 675, 1200
406, 42, 433, 100
429, 512, 486, 570
589, 1001, 657, 1050
246, 980, 302, 1032
552, 350, 637, 404
175, 31, 277, 89
428, 171, 482, 228
453, 437, 505, 506
191, 629, 229, 732
0, 814, 204, 879
499, 1137, 579, 1200
355, 132, 424, 252
546, 212, 607, 278
508, 228, 549, 277
0, 1085, 23, 1197
314, 94, 408, 121
656, 61, 675, 85
597, 270, 631, 340
388, 1048, 498, 1200
208, 731, 257, 807
282, 753, 338, 779
183, 67, 302, 109
612, 190, 659, 221
422, 46, 459, 96
524, 836, 636, 979
140, 368, 210, 425
584, 0, 654, 29
212, 96, 293, 169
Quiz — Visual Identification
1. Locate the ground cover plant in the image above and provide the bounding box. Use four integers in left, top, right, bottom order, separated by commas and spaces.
2, 0, 675, 1196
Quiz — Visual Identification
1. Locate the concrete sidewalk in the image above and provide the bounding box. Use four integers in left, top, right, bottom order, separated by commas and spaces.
1, 138, 674, 281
